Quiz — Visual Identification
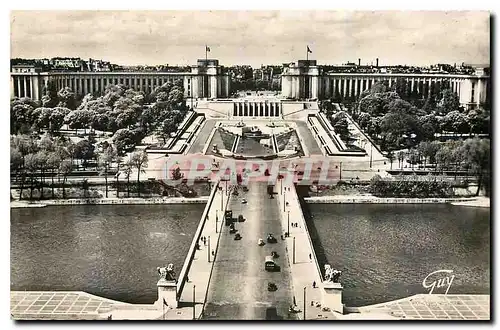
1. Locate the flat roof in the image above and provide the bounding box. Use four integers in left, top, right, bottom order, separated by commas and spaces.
10, 291, 129, 319
359, 294, 490, 320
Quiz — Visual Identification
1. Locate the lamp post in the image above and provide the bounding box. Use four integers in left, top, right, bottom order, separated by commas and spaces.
215, 212, 218, 233
283, 190, 286, 213
287, 210, 290, 236
220, 186, 223, 210
192, 285, 196, 320
339, 162, 342, 180
303, 287, 306, 320
293, 236, 296, 264
370, 144, 373, 169
280, 177, 283, 195
207, 236, 211, 263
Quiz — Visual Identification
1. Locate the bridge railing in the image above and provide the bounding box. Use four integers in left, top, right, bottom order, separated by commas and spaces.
176, 180, 220, 299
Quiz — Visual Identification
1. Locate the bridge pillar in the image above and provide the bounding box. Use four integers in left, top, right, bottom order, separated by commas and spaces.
156, 279, 178, 309
322, 282, 344, 314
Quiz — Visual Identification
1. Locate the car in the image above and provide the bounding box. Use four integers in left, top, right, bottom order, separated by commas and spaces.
258, 239, 265, 246
267, 234, 277, 244
234, 233, 242, 240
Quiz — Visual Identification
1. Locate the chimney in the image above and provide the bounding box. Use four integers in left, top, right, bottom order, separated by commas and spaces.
376, 58, 379, 67
358, 58, 361, 66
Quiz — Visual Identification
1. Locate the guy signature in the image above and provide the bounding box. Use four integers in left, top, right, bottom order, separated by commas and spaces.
422, 269, 455, 294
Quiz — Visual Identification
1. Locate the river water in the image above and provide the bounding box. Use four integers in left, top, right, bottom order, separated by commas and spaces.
11, 203, 490, 307
10, 204, 203, 304
306, 203, 490, 307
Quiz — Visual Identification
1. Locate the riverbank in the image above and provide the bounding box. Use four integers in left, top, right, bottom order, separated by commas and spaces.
304, 195, 490, 207
10, 196, 209, 208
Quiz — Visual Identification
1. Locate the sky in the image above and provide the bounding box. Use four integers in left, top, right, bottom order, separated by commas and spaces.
10, 11, 490, 67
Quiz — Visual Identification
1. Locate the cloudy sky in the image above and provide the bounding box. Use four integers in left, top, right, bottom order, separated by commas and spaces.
11, 11, 490, 67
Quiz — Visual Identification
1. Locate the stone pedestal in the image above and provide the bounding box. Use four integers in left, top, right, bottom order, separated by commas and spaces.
156, 279, 178, 309
322, 282, 344, 314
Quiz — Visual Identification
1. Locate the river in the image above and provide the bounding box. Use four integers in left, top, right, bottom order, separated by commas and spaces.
306, 203, 490, 307
10, 204, 203, 304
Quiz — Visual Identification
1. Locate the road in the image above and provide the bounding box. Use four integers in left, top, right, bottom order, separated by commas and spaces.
202, 181, 297, 320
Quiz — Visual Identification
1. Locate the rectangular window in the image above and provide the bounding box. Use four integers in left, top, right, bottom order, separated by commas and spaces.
125, 78, 129, 86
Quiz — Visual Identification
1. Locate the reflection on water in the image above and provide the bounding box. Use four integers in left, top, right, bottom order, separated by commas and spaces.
306, 204, 490, 307
10, 204, 203, 304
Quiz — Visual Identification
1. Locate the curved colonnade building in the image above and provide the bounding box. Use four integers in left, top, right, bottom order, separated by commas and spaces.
11, 58, 490, 111
10, 59, 230, 101
281, 60, 490, 110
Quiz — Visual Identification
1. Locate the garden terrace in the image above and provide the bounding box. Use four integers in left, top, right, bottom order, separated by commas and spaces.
234, 136, 275, 157
206, 128, 238, 155
275, 131, 304, 156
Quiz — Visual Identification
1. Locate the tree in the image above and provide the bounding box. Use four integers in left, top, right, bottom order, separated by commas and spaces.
74, 140, 95, 169
129, 151, 148, 197
122, 158, 133, 198
332, 117, 350, 142
24, 153, 40, 200
11, 98, 36, 134
437, 89, 461, 115
460, 138, 490, 196
98, 145, 118, 198
386, 150, 395, 170
112, 128, 137, 156
59, 159, 73, 199
158, 118, 178, 144
10, 148, 24, 199
57, 87, 77, 110
397, 151, 406, 169
417, 114, 439, 141
46, 151, 61, 199
64, 110, 93, 133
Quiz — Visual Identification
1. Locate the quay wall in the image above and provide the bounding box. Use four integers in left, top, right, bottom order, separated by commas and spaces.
304, 196, 475, 204
10, 197, 209, 208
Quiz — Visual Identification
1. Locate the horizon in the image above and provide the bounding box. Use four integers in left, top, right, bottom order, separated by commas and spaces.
11, 11, 490, 68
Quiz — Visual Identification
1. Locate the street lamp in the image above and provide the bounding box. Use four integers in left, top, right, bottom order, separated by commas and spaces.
283, 190, 286, 213
215, 211, 218, 234
370, 144, 373, 169
207, 236, 211, 263
192, 285, 196, 320
287, 210, 290, 236
339, 162, 342, 180
293, 236, 296, 264
303, 287, 306, 320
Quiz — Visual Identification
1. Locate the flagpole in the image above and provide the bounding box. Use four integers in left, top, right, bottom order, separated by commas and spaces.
205, 45, 208, 62
306, 46, 308, 61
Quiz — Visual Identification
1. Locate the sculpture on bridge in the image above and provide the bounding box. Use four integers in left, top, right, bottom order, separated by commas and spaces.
324, 264, 342, 283
157, 263, 176, 281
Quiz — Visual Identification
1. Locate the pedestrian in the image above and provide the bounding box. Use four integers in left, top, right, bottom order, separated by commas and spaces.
313, 281, 316, 288
211, 250, 215, 257
309, 253, 312, 261
187, 276, 190, 282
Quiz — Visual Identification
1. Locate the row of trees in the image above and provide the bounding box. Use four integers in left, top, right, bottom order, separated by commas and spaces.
387, 137, 490, 196
319, 81, 490, 152
369, 175, 454, 198
10, 134, 150, 200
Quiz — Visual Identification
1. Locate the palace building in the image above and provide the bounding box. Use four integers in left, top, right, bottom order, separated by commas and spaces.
10, 59, 231, 101
11, 58, 490, 110
281, 60, 490, 110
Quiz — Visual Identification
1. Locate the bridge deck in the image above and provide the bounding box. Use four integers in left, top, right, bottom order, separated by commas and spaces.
203, 182, 296, 320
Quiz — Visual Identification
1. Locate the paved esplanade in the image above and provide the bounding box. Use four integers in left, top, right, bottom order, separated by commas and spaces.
203, 181, 297, 320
